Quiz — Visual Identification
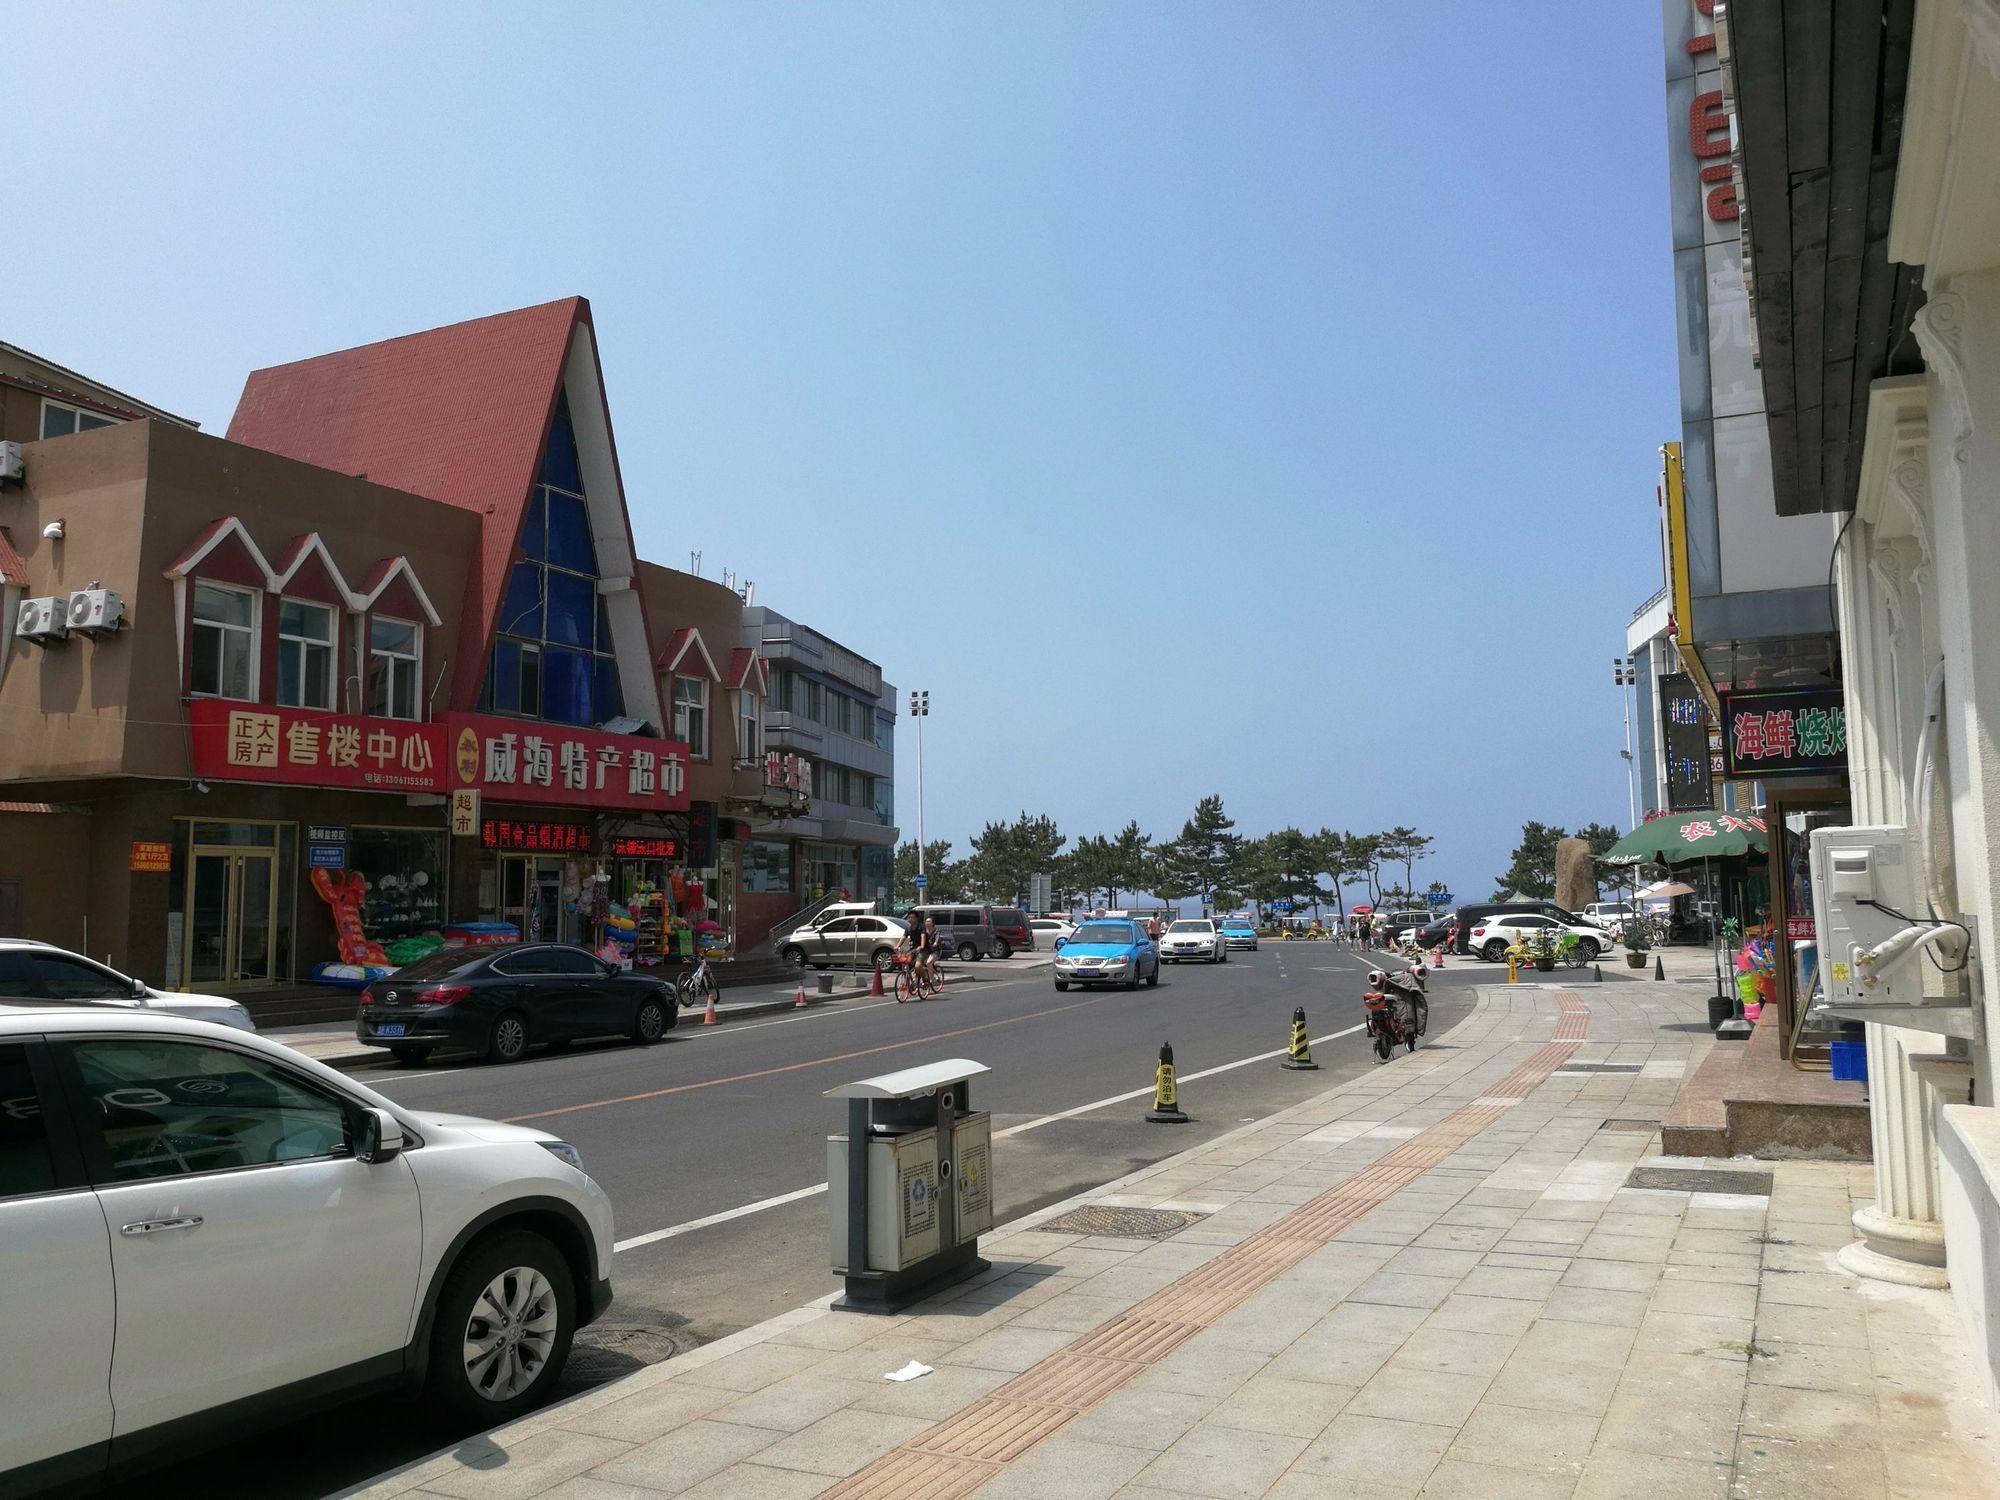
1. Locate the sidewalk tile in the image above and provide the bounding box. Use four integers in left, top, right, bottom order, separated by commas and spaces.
1753, 1298, 1869, 1349
418, 1431, 633, 1500
1455, 1265, 1560, 1302
1482, 1251, 1571, 1272
1394, 1325, 1519, 1379
1317, 1299, 1433, 1344
967, 1433, 1155, 1499
1542, 1285, 1649, 1327
1740, 1381, 1880, 1447
1069, 1386, 1224, 1451
940, 1322, 1087, 1373
1132, 1420, 1310, 1499
1414, 1457, 1576, 1498
1483, 1353, 1621, 1418
1388, 1247, 1484, 1279
707, 1373, 872, 1433
1516, 1317, 1634, 1370
1446, 1401, 1598, 1476
1413, 1223, 1507, 1252
1649, 1276, 1757, 1319
563, 1379, 737, 1442
676, 1342, 833, 1393
1572, 1447, 1729, 1500
671, 1462, 832, 1500
1732, 1434, 1888, 1497
768, 1313, 900, 1352
747, 1408, 932, 1478
1747, 1338, 1876, 1396
1349, 1364, 1492, 1428
1424, 1293, 1542, 1338
850, 1361, 1013, 1420
1208, 1372, 1356, 1438
1632, 1309, 1756, 1361
590, 1419, 784, 1492
1348, 1270, 1460, 1310
1138, 1341, 1272, 1397
814, 1334, 960, 1383
1012, 1291, 1142, 1334
1268, 1332, 1401, 1388
1596, 1389, 1742, 1465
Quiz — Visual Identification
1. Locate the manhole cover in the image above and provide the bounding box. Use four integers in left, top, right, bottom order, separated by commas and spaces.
1039, 1206, 1205, 1239
1599, 1119, 1660, 1133
1626, 1165, 1775, 1195
562, 1325, 694, 1389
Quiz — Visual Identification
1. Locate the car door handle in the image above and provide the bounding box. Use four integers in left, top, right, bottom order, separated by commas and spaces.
120, 1215, 204, 1236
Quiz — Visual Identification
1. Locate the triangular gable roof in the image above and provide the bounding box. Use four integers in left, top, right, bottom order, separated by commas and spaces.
726, 647, 769, 695
659, 627, 721, 681
225, 297, 642, 712
162, 518, 441, 625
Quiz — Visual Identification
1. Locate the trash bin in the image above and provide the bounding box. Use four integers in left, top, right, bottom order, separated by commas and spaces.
826, 1058, 992, 1312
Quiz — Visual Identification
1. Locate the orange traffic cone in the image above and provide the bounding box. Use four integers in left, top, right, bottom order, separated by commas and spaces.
794, 978, 808, 1008
702, 991, 719, 1026
1433, 945, 1446, 968
870, 964, 885, 997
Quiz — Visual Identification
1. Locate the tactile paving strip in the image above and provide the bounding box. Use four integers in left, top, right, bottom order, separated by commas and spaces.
815, 990, 1591, 1496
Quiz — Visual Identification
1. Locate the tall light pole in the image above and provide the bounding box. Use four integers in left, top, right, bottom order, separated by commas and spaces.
1614, 657, 1638, 829
908, 690, 930, 895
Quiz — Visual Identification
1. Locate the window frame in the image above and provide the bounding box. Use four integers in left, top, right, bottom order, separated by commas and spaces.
276, 596, 337, 712
190, 580, 260, 702
0, 1039, 85, 1202
368, 615, 423, 722
736, 689, 762, 764
38, 398, 118, 441
674, 675, 710, 760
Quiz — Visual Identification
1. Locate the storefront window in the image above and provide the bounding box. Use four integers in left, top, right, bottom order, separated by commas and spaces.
277, 599, 335, 710
744, 840, 792, 893
368, 618, 421, 720
803, 840, 858, 901
674, 676, 708, 757
349, 829, 447, 949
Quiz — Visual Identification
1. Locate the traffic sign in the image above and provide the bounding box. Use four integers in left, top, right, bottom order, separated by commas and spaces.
1426, 890, 1454, 906
914, 874, 928, 889
1270, 899, 1294, 914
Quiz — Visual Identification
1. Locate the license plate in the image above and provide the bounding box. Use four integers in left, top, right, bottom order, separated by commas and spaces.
1077, 968, 1100, 977
375, 1023, 406, 1037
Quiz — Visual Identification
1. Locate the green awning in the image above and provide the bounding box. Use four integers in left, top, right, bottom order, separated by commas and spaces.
1600, 812, 1767, 866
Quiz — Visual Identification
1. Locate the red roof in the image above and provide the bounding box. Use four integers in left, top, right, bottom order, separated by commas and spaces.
0, 526, 26, 588
225, 298, 591, 709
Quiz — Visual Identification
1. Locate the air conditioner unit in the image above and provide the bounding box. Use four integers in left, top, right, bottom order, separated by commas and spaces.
15, 595, 67, 644
0, 441, 22, 484
66, 587, 125, 636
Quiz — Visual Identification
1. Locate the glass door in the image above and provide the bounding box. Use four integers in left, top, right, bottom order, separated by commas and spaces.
187, 852, 231, 986
232, 853, 275, 982
184, 848, 280, 988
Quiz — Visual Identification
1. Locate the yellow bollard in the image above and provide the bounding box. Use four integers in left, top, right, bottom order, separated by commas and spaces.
1506, 945, 1520, 984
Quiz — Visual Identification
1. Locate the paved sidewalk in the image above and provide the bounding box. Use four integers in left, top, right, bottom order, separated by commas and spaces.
347, 984, 2000, 1499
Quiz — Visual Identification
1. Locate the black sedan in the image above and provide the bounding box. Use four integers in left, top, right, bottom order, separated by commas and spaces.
1410, 914, 1456, 951
355, 943, 679, 1066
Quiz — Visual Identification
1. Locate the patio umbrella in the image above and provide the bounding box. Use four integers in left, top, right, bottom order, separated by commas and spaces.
1599, 812, 1767, 866
1637, 879, 1695, 899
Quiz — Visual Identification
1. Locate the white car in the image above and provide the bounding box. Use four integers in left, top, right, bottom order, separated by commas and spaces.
0, 1005, 614, 1492
1467, 913, 1608, 962
0, 940, 254, 1032
1160, 919, 1229, 964
1030, 918, 1077, 946
1580, 901, 1636, 933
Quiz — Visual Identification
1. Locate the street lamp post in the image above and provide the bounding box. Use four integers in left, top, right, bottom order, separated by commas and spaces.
908, 690, 929, 896
1613, 657, 1638, 829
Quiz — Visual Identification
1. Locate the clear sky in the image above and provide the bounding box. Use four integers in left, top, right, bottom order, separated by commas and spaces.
8, 2, 1676, 901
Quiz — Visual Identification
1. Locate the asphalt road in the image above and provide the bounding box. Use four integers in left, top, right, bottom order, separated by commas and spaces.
122, 941, 1485, 1499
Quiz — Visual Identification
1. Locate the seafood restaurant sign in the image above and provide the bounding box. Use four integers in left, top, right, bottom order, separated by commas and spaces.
188, 702, 691, 812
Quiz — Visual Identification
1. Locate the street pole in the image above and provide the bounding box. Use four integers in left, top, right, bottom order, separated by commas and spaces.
909, 690, 929, 898
1614, 657, 1638, 828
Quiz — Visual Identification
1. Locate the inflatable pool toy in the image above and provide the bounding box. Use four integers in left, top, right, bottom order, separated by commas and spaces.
309, 960, 395, 987
311, 867, 390, 973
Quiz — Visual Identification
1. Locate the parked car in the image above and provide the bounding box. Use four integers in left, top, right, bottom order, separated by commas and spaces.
0, 1005, 612, 1492
1030, 917, 1077, 947
1410, 915, 1456, 950
904, 904, 1005, 961
1219, 918, 1259, 950
1450, 902, 1588, 954
804, 900, 884, 929
355, 943, 679, 1065
1161, 918, 1228, 964
1580, 901, 1637, 933
988, 908, 1035, 956
0, 939, 254, 1032
1467, 913, 1608, 963
1052, 920, 1159, 991
778, 914, 908, 970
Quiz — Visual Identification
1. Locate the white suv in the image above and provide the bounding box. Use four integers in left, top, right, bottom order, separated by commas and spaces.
1161, 919, 1229, 964
0, 940, 254, 1032
1467, 913, 1607, 962
0, 1006, 614, 1493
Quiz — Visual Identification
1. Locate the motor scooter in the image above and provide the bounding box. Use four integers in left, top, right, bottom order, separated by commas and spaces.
1363, 965, 1429, 1061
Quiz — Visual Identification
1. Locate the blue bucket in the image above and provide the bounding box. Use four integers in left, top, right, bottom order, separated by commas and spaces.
1829, 1040, 1868, 1082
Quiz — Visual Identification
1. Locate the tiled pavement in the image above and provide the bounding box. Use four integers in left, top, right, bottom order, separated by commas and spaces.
348, 985, 2000, 1500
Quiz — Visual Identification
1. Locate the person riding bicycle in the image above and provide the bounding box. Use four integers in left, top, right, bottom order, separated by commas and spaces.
905, 914, 940, 990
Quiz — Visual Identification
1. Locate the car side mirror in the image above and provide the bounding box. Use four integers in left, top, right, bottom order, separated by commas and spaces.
355, 1107, 406, 1165
1053, 937, 1067, 949
130, 980, 151, 1000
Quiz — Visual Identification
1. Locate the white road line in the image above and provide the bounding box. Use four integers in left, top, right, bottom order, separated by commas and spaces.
613, 1021, 1367, 1253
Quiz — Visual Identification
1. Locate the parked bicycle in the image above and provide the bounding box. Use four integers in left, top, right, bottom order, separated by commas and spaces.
675, 955, 718, 1011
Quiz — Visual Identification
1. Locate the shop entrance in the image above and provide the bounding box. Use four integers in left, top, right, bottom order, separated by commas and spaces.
185, 847, 279, 986
497, 855, 569, 944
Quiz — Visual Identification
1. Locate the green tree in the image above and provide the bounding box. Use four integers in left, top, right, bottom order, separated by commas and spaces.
1108, 820, 1152, 907
894, 840, 957, 905
1492, 821, 1567, 900
1145, 842, 1201, 910
1309, 828, 1357, 920
1170, 794, 1245, 913
1066, 834, 1119, 911
1380, 826, 1434, 895
1576, 821, 1622, 857
961, 812, 1066, 905
1347, 832, 1387, 906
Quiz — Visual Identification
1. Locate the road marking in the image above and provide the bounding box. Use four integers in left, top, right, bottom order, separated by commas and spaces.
612, 1021, 1368, 1254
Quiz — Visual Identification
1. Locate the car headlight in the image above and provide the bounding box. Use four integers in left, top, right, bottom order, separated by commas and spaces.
539, 1141, 585, 1172
1055, 955, 1075, 967
1106, 956, 1130, 967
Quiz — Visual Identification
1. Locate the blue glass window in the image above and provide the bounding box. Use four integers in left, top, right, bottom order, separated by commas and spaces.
519, 489, 548, 562
498, 561, 542, 638
491, 639, 523, 713
546, 493, 596, 575
594, 656, 625, 721
545, 571, 595, 648
541, 400, 583, 494
542, 647, 593, 726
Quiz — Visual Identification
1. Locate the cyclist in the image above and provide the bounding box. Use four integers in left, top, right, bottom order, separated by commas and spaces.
904, 914, 940, 994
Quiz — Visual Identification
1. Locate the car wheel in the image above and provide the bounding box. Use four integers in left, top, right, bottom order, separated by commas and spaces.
632, 996, 668, 1044
1124, 965, 1140, 991
994, 940, 1012, 959
487, 1011, 529, 1064
1145, 962, 1158, 987
1054, 979, 1069, 992
958, 943, 978, 962
391, 1047, 433, 1068
781, 947, 806, 968
1481, 941, 1509, 962
426, 1229, 576, 1425
1576, 938, 1600, 960
869, 946, 895, 970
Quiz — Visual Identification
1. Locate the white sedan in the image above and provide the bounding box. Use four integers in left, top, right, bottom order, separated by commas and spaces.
1160, 919, 1229, 964
0, 940, 255, 1030
1029, 918, 1076, 947
1466, 914, 1608, 963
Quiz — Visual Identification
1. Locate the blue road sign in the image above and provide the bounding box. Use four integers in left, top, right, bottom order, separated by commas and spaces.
308, 844, 347, 870
914, 874, 928, 889
1426, 890, 1454, 906
1270, 899, 1294, 914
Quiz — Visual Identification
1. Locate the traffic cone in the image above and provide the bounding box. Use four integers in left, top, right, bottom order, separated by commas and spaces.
1145, 1042, 1190, 1123
1432, 945, 1446, 968
702, 991, 719, 1026
794, 978, 808, 1008
1654, 957, 1666, 981
1281, 1007, 1318, 1070
870, 963, 885, 997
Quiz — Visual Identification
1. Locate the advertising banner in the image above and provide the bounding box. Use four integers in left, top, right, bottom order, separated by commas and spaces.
1659, 673, 1714, 812
443, 714, 690, 813
1719, 688, 1848, 779
188, 701, 447, 794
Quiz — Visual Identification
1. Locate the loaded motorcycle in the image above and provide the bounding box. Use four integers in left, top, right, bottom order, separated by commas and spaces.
1363, 965, 1429, 1060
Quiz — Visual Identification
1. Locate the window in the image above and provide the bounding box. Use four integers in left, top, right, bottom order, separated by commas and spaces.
191, 581, 256, 700
873, 777, 894, 824
481, 397, 625, 727
67, 1038, 352, 1182
4, 953, 132, 1000
744, 839, 792, 893
804, 679, 825, 722
874, 710, 894, 751
38, 400, 117, 440
0, 1044, 55, 1200
277, 599, 335, 711
368, 617, 421, 720
674, 676, 709, 758
736, 690, 762, 762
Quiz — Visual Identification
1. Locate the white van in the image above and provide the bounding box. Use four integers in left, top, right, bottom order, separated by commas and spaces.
1581, 901, 1636, 931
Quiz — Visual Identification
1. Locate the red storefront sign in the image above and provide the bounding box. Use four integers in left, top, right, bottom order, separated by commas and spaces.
481, 820, 594, 852
609, 836, 679, 858
188, 701, 448, 793
444, 714, 690, 812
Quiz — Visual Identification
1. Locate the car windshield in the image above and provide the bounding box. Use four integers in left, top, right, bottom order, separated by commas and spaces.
1168, 921, 1212, 933
385, 948, 488, 981
1071, 923, 1134, 944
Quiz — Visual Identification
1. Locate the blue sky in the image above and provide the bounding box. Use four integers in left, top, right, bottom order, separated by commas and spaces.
8, 2, 1675, 900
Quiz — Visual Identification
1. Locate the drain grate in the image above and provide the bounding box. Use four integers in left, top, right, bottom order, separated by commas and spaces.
1556, 1062, 1644, 1073
562, 1324, 695, 1389
1627, 1164, 1775, 1195
1039, 1206, 1205, 1239
1599, 1119, 1661, 1133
